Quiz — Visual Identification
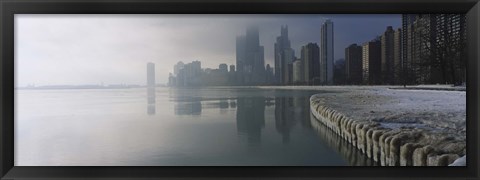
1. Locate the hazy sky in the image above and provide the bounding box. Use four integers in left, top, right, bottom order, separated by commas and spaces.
15, 14, 400, 86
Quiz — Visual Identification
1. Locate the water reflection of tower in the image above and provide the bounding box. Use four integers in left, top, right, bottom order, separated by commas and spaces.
293, 96, 313, 129
172, 90, 202, 115
274, 96, 296, 143
147, 62, 156, 115
174, 101, 202, 115
236, 97, 266, 145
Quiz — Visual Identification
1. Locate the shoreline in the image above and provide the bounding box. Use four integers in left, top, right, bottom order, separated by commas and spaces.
309, 87, 466, 166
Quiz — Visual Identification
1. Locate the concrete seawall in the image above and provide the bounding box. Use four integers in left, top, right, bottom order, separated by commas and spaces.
310, 91, 466, 166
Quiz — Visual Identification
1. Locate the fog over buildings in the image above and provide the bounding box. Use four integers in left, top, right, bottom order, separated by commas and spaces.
15, 14, 400, 86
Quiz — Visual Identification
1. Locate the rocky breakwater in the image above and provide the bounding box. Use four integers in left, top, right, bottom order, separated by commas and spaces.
310, 88, 466, 166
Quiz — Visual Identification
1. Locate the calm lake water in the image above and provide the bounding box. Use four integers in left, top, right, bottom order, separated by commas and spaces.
15, 87, 374, 166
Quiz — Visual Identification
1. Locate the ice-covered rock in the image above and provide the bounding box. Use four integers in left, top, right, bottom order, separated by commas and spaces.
309, 86, 466, 166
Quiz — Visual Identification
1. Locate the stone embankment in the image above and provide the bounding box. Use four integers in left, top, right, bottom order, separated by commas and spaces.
310, 88, 466, 166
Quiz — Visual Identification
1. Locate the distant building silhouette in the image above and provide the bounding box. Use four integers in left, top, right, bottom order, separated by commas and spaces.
274, 25, 295, 85
147, 62, 155, 87
265, 64, 275, 85
173, 61, 184, 76
320, 19, 334, 85
334, 58, 346, 85
219, 63, 228, 73
362, 39, 382, 85
236, 26, 265, 85
393, 28, 403, 85
381, 26, 395, 85
345, 44, 363, 85
293, 58, 304, 85
147, 62, 156, 115
301, 43, 320, 85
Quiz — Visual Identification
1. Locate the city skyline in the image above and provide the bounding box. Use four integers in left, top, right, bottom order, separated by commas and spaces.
16, 14, 401, 86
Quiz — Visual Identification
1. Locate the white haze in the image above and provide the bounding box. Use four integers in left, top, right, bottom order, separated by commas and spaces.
15, 14, 400, 86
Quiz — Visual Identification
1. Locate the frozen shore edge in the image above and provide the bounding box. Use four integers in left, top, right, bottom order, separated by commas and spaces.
310, 94, 466, 166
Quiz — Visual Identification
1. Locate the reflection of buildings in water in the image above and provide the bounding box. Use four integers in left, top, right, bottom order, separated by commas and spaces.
219, 100, 229, 109
274, 97, 296, 143
147, 104, 155, 115
236, 97, 266, 145
169, 88, 202, 115
295, 96, 313, 129
265, 98, 275, 107
174, 101, 202, 115
309, 113, 378, 166
229, 100, 237, 108
147, 87, 156, 115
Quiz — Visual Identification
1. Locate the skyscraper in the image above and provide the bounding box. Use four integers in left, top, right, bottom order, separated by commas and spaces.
301, 43, 320, 85
345, 43, 363, 85
147, 62, 155, 87
381, 26, 395, 85
320, 19, 334, 85
292, 58, 304, 85
274, 25, 295, 85
236, 26, 265, 85
362, 39, 381, 85
147, 62, 156, 112
393, 28, 403, 85
173, 61, 184, 76
236, 35, 246, 73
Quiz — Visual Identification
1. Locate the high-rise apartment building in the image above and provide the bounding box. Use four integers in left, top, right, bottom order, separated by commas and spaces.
345, 44, 363, 85
402, 14, 466, 84
320, 19, 334, 85
147, 62, 155, 87
381, 26, 395, 85
292, 59, 304, 85
393, 28, 403, 85
236, 36, 246, 73
301, 43, 320, 85
362, 39, 381, 85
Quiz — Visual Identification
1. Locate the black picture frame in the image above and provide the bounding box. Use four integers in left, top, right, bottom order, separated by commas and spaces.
1, 0, 479, 179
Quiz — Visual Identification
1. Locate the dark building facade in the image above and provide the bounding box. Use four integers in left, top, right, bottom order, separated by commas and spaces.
236, 26, 266, 85
393, 28, 403, 85
274, 25, 295, 85
381, 26, 395, 85
345, 43, 363, 85
265, 64, 275, 85
362, 39, 381, 85
402, 14, 467, 85
301, 43, 320, 85
333, 59, 346, 85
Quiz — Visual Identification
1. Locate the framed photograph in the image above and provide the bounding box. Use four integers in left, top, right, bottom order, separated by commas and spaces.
1, 0, 479, 179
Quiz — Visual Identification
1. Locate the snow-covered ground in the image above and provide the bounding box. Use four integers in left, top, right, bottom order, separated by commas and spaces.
321, 87, 465, 134
306, 85, 466, 166
390, 84, 466, 91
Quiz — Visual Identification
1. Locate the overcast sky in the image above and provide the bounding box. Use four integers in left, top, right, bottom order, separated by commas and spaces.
15, 14, 400, 86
